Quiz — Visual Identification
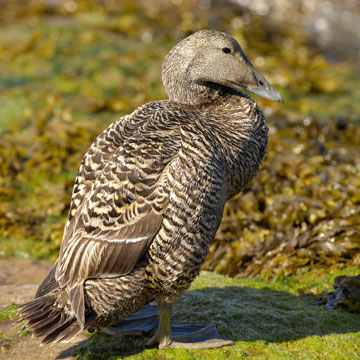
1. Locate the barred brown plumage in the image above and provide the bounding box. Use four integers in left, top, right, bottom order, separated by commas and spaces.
18, 30, 283, 349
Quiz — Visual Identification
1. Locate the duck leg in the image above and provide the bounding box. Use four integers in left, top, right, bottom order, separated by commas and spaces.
147, 301, 235, 349
147, 301, 172, 349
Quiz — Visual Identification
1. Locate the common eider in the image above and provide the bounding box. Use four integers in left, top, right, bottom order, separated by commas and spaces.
18, 30, 283, 349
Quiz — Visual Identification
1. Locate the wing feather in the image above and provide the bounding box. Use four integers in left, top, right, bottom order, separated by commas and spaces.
54, 102, 181, 300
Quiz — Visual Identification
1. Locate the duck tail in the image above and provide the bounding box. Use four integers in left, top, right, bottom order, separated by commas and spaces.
18, 292, 82, 345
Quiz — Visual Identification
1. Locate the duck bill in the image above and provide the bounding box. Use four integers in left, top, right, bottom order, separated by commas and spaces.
243, 83, 284, 104
242, 67, 284, 104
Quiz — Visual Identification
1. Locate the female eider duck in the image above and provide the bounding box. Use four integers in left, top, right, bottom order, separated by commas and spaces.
19, 30, 283, 349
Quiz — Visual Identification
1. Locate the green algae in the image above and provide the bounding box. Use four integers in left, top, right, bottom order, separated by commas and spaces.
0, 305, 17, 322
74, 272, 360, 360
0, 305, 21, 343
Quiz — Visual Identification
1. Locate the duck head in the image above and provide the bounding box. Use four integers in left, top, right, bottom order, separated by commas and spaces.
162, 30, 284, 106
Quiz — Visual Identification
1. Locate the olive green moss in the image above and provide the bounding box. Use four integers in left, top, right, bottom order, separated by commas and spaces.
75, 271, 360, 360
0, 305, 31, 342
0, 305, 17, 322
1, 271, 359, 358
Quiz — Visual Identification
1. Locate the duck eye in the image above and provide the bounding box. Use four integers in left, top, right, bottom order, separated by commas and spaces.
222, 47, 231, 54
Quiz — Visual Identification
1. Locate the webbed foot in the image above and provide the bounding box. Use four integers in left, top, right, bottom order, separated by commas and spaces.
103, 302, 234, 349
149, 323, 234, 349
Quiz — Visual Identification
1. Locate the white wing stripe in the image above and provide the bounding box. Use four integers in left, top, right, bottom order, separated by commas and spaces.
81, 235, 150, 244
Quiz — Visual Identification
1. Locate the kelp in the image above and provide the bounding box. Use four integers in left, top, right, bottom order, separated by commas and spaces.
203, 117, 360, 279
0, 106, 99, 256
0, 1, 359, 276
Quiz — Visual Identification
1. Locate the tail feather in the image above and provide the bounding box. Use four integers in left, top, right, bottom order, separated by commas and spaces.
18, 292, 82, 345
42, 318, 78, 344
30, 312, 62, 334
28, 310, 60, 330
19, 299, 51, 318
56, 321, 84, 343
24, 309, 53, 324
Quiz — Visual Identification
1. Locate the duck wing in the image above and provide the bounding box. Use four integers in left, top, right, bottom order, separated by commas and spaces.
54, 103, 181, 327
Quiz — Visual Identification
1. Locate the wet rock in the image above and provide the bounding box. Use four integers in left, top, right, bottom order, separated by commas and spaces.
316, 275, 360, 313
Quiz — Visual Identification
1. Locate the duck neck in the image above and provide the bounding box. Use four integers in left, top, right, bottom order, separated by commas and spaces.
165, 78, 229, 107
162, 51, 228, 106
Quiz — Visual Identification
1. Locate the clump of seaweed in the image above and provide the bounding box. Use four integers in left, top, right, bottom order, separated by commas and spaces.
0, 103, 100, 257
204, 116, 360, 279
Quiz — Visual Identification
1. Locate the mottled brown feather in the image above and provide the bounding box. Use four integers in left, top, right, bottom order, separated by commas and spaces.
17, 30, 278, 344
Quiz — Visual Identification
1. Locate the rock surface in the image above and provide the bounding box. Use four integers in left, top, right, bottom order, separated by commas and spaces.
0, 258, 87, 360
316, 275, 360, 313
